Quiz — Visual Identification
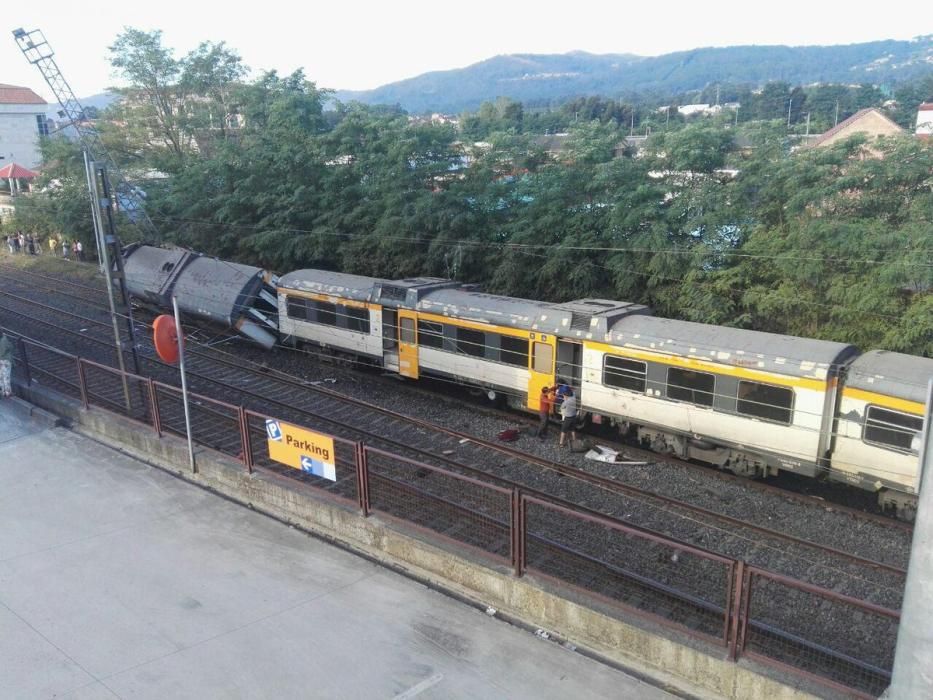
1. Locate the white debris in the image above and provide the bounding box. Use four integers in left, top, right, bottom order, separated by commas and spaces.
584, 444, 648, 465
485, 606, 497, 616
535, 629, 550, 640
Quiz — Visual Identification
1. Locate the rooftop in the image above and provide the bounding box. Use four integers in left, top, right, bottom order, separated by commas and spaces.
0, 83, 47, 106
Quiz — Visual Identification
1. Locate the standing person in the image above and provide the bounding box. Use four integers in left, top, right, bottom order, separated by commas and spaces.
27, 235, 36, 255
48, 236, 58, 256
0, 333, 13, 399
12, 233, 21, 254
536, 386, 554, 439
18, 232, 25, 253
75, 239, 84, 261
5, 235, 13, 255
558, 387, 579, 449
62, 239, 71, 260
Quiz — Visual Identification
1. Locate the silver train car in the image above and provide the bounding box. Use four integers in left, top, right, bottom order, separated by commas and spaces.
123, 245, 279, 349
124, 246, 932, 519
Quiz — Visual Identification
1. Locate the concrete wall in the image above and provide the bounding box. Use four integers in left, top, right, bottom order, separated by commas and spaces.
0, 104, 45, 169
20, 384, 847, 700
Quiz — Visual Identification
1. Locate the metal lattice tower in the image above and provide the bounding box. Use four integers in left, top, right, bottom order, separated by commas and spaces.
12, 27, 159, 242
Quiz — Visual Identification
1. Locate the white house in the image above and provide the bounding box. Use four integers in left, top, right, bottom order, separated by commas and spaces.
0, 83, 48, 170
916, 103, 933, 139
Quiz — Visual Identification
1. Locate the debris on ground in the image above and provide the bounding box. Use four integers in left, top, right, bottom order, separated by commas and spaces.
497, 428, 520, 442
584, 444, 648, 465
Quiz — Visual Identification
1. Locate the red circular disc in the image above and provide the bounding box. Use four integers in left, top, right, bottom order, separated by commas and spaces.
153, 314, 181, 363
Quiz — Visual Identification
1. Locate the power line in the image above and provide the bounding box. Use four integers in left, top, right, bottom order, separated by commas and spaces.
149, 216, 933, 268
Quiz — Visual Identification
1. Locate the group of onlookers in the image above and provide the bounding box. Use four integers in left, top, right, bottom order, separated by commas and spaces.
4, 232, 84, 261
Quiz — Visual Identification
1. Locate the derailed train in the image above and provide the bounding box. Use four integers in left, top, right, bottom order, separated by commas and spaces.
123, 245, 932, 519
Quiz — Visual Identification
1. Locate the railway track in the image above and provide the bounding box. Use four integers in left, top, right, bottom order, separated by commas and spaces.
0, 256, 905, 696
0, 264, 910, 591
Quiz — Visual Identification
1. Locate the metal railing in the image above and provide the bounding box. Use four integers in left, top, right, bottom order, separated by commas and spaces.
3, 328, 900, 698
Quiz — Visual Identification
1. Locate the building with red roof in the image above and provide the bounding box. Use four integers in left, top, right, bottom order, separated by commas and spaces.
0, 83, 49, 170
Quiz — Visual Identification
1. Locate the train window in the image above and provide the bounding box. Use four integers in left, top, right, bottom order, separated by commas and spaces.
499, 335, 529, 367
667, 367, 715, 407
346, 307, 370, 334
315, 301, 338, 326
533, 342, 553, 374
737, 381, 794, 424
286, 297, 309, 320
864, 406, 923, 452
603, 356, 646, 393
399, 317, 416, 345
417, 321, 444, 349
456, 327, 486, 357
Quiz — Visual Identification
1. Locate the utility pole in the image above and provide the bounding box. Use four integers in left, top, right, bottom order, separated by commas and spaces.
805, 112, 811, 136
87, 161, 141, 380
886, 380, 933, 699
83, 152, 106, 275
834, 100, 840, 127
787, 99, 793, 128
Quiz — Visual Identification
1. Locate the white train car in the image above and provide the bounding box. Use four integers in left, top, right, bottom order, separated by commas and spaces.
578, 316, 860, 479
831, 350, 932, 518
276, 270, 390, 362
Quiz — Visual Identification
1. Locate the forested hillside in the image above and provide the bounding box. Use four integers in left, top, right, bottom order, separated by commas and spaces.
6, 29, 932, 357
336, 38, 933, 113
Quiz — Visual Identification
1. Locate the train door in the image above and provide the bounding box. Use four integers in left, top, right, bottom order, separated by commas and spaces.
527, 334, 556, 410
557, 339, 583, 391
397, 310, 419, 379
382, 308, 399, 372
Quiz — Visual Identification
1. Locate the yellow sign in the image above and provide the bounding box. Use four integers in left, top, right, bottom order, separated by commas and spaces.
265, 419, 336, 481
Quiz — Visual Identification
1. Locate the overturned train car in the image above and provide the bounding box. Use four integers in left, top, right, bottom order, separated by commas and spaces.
122, 244, 279, 349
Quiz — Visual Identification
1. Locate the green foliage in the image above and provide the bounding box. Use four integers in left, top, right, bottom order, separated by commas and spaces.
15, 28, 932, 358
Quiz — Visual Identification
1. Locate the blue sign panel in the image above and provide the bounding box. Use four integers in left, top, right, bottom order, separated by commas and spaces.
265, 419, 283, 441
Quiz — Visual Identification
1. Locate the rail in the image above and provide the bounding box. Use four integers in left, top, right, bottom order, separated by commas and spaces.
3, 328, 899, 698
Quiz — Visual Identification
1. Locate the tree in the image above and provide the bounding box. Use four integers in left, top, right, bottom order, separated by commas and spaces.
108, 29, 188, 164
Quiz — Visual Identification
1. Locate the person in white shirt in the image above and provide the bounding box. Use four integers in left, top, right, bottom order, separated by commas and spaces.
558, 388, 578, 448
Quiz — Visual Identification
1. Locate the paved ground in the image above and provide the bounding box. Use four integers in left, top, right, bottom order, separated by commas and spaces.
0, 399, 675, 700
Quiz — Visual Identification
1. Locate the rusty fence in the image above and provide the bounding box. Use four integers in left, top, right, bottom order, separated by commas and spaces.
4, 329, 900, 698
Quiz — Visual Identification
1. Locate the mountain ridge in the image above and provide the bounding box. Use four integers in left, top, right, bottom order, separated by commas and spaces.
335, 37, 933, 113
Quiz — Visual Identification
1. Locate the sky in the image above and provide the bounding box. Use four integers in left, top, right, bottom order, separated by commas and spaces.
2, 1, 929, 103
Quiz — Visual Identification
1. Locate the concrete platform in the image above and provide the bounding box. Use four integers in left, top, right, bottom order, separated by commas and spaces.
0, 398, 675, 700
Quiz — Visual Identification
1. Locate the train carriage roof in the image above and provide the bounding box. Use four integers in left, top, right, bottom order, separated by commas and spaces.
846, 350, 933, 404
607, 315, 858, 380
417, 289, 649, 334
277, 270, 387, 303
417, 289, 562, 332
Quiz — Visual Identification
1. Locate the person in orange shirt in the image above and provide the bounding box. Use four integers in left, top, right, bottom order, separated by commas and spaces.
536, 386, 554, 439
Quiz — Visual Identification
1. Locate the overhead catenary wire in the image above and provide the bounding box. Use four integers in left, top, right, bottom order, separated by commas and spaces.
148, 215, 933, 268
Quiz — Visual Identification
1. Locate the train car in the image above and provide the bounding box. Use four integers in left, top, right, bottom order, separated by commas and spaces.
830, 350, 933, 518
277, 269, 647, 409
578, 315, 860, 479
123, 245, 279, 348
